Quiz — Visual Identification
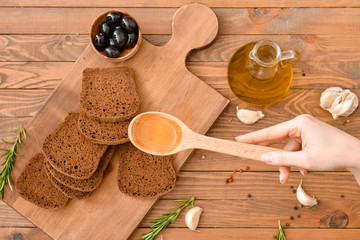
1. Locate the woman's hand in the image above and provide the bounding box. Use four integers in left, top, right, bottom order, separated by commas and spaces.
235, 114, 360, 184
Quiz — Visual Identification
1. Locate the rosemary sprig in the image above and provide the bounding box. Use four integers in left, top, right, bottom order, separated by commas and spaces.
141, 197, 195, 240
277, 220, 287, 240
0, 126, 26, 198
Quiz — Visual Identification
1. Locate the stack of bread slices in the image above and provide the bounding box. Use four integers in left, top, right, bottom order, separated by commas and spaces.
16, 67, 177, 209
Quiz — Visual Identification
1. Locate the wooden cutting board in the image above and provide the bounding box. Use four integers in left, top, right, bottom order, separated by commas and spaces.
4, 3, 229, 239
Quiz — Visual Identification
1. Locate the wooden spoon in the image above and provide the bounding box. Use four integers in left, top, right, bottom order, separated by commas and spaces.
128, 112, 279, 160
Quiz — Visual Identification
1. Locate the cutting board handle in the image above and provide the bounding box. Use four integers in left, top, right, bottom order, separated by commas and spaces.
167, 3, 218, 53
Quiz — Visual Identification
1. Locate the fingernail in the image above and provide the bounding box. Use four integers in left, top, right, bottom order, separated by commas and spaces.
260, 153, 272, 163
235, 136, 241, 140
279, 173, 285, 184
300, 169, 307, 176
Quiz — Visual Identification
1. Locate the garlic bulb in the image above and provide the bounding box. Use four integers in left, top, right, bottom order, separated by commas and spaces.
185, 206, 203, 231
296, 179, 317, 208
236, 107, 264, 124
320, 87, 358, 119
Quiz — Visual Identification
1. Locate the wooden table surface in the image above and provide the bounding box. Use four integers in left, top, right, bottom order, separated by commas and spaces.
1, 0, 360, 239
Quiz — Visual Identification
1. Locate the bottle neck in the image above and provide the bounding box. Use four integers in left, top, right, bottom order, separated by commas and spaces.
248, 58, 278, 80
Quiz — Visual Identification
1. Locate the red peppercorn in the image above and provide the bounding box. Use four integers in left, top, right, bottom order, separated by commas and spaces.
239, 169, 243, 173
229, 175, 233, 179
229, 178, 233, 183
233, 169, 237, 174
341, 121, 345, 126
317, 219, 321, 223
245, 166, 250, 171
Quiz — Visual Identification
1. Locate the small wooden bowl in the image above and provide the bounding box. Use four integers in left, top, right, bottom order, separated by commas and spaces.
90, 11, 142, 62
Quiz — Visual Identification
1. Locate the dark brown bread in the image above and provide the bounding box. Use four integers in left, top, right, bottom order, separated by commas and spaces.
78, 112, 130, 145
42, 112, 108, 179
45, 167, 92, 200
16, 153, 69, 209
117, 143, 176, 198
80, 67, 140, 122
45, 146, 115, 192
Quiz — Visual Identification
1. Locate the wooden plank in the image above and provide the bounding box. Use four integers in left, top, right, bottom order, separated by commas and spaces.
2, 61, 360, 89
2, 0, 360, 8
0, 89, 51, 117
0, 228, 50, 240
2, 8, 360, 35
1, 89, 359, 119
2, 35, 360, 62
140, 199, 360, 228
160, 172, 360, 200
0, 201, 33, 227
131, 228, 360, 240
0, 62, 72, 89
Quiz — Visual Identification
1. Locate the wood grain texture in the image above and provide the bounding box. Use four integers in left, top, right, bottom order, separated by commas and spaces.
4, 4, 229, 240
131, 228, 360, 240
2, 0, 360, 7
0, 201, 33, 227
0, 228, 50, 240
3, 34, 360, 62
140, 199, 360, 228
2, 61, 360, 89
2, 8, 360, 35
162, 172, 360, 200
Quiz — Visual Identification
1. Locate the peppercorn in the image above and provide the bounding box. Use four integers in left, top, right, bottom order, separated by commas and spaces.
290, 186, 294, 189
297, 214, 301, 218
248, 194, 252, 198
273, 235, 277, 239
226, 179, 229, 184
292, 189, 296, 193
290, 216, 294, 220
294, 206, 298, 210
233, 169, 237, 174
317, 219, 321, 223
285, 223, 290, 227
239, 169, 243, 173
302, 73, 306, 77
229, 178, 233, 183
340, 194, 344, 198
341, 121, 345, 126
245, 166, 250, 171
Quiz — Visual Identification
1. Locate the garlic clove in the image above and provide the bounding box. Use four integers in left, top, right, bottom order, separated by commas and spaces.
236, 108, 264, 124
296, 179, 317, 208
320, 87, 342, 110
320, 87, 358, 119
185, 206, 203, 231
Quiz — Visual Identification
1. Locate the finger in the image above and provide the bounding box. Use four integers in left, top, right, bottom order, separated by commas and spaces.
299, 168, 308, 176
278, 138, 301, 183
279, 166, 291, 183
235, 119, 299, 145
260, 150, 307, 168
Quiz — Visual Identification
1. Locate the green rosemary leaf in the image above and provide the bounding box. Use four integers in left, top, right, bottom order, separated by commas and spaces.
0, 126, 26, 198
277, 220, 287, 240
141, 197, 195, 240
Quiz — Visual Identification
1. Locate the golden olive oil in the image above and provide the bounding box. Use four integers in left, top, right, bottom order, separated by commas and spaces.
227, 42, 294, 106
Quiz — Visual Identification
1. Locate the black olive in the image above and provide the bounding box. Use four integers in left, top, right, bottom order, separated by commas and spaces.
114, 25, 122, 31
104, 46, 120, 58
125, 32, 138, 48
120, 16, 137, 33
93, 33, 109, 51
109, 38, 116, 47
100, 22, 112, 37
106, 12, 122, 27
113, 29, 127, 48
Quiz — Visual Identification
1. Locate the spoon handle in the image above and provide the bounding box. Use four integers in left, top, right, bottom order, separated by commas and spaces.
187, 132, 280, 161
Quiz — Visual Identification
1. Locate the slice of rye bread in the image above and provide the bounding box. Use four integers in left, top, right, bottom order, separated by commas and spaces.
117, 143, 176, 198
80, 67, 140, 122
78, 112, 130, 145
42, 112, 108, 179
45, 168, 92, 200
45, 146, 115, 192
16, 153, 69, 209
